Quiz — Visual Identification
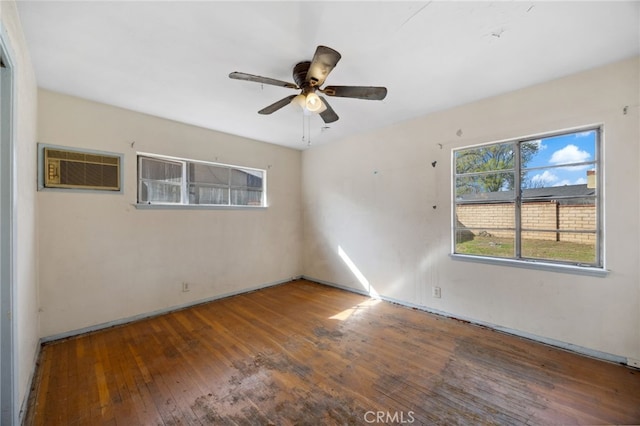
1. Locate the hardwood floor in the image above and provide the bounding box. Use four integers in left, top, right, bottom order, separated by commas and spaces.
25, 279, 640, 425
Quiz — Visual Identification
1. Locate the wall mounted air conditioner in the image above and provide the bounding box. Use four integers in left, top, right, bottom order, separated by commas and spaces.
43, 147, 121, 191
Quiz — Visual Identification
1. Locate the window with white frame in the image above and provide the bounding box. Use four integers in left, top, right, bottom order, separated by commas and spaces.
138, 154, 266, 207
453, 127, 602, 268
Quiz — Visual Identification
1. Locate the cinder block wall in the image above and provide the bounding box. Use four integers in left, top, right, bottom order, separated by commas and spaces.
457, 202, 596, 244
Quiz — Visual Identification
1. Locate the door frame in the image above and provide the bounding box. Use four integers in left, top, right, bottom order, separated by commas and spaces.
0, 22, 17, 426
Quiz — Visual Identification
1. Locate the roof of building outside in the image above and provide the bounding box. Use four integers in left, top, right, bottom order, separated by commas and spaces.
457, 184, 595, 205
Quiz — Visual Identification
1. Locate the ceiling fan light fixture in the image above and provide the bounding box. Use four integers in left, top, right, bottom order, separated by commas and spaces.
291, 94, 306, 110
305, 92, 323, 112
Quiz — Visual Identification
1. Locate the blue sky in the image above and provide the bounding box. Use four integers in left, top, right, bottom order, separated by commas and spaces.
523, 130, 596, 188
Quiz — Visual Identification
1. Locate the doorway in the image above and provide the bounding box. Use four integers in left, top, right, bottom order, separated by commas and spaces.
0, 30, 16, 425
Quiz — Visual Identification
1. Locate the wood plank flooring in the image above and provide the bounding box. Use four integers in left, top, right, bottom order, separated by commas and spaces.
25, 279, 640, 425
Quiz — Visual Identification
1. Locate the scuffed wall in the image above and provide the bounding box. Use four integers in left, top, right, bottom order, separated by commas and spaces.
37, 90, 303, 337
302, 57, 640, 362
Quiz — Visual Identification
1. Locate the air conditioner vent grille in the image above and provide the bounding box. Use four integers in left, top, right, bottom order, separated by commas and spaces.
44, 147, 121, 191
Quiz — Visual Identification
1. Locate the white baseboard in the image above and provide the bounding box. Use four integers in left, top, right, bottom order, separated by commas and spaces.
19, 341, 42, 424
38, 274, 635, 369
302, 275, 631, 367
41, 276, 302, 343
627, 358, 640, 369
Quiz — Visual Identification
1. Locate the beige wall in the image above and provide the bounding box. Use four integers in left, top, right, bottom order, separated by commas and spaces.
0, 0, 40, 419
37, 90, 303, 337
302, 56, 640, 362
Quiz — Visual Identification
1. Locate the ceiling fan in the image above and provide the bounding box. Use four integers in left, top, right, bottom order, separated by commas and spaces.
229, 45, 387, 124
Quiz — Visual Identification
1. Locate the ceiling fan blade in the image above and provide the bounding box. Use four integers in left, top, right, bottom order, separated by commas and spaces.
322, 86, 387, 100
306, 46, 341, 87
258, 95, 297, 115
318, 96, 339, 123
229, 72, 298, 89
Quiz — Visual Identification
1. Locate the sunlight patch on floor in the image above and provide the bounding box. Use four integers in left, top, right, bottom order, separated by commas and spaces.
329, 299, 382, 321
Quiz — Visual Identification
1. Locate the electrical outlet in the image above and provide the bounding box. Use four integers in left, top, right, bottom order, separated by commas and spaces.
182, 282, 190, 292
432, 286, 441, 298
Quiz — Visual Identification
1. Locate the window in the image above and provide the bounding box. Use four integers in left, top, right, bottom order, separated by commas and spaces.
453, 127, 601, 268
138, 154, 266, 207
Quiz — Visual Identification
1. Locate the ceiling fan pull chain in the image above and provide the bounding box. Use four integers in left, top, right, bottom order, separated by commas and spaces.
303, 114, 311, 146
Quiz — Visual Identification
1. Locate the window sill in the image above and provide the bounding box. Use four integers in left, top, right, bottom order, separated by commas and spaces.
133, 203, 267, 210
38, 186, 123, 194
450, 253, 608, 277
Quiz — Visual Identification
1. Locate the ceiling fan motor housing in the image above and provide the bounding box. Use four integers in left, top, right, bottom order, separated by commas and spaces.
293, 61, 314, 93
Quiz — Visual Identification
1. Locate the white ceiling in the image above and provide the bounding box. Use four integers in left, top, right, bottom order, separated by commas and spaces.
16, 1, 640, 150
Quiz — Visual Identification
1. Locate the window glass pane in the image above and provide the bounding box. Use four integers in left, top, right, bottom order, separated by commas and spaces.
455, 142, 515, 174
189, 184, 228, 205
189, 163, 229, 185
521, 201, 558, 231
247, 171, 264, 189
230, 168, 264, 188
141, 157, 182, 182
455, 173, 515, 201
139, 181, 181, 203
231, 188, 263, 206
558, 203, 597, 232
522, 166, 597, 194
455, 229, 515, 259
522, 200, 596, 232
523, 130, 596, 170
455, 204, 515, 230
521, 231, 597, 264
139, 157, 182, 203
